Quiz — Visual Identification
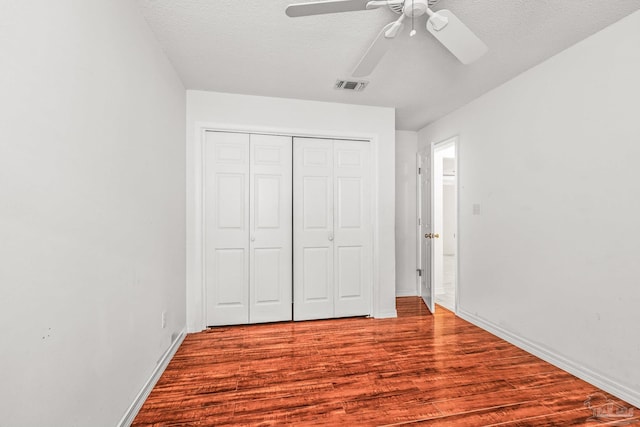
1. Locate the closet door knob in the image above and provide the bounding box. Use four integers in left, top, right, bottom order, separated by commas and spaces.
251, 235, 256, 242
328, 233, 334, 241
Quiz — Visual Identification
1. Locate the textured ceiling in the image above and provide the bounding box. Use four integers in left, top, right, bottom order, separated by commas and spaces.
136, 0, 640, 130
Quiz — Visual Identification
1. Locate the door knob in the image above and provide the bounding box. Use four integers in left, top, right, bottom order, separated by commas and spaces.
328, 233, 334, 241
251, 235, 256, 242
424, 233, 440, 239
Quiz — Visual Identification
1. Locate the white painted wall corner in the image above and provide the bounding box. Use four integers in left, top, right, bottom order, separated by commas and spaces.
117, 331, 187, 427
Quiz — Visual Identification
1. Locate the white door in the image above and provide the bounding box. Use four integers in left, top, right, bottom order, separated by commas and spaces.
249, 134, 293, 323
333, 141, 371, 317
293, 138, 372, 321
205, 131, 250, 326
293, 138, 334, 320
419, 150, 435, 313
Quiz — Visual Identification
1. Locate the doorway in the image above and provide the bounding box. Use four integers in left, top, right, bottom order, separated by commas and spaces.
433, 140, 457, 312
417, 138, 458, 314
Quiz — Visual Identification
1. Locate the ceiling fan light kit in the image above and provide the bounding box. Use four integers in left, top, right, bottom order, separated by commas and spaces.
402, 0, 428, 17
286, 0, 488, 78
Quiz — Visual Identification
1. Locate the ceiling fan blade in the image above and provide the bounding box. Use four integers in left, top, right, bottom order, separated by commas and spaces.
352, 22, 396, 77
384, 14, 406, 38
426, 9, 488, 65
286, 0, 370, 17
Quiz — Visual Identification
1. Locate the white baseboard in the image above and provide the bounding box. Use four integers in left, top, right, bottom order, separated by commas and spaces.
375, 309, 398, 319
457, 309, 640, 409
396, 289, 419, 297
118, 330, 187, 427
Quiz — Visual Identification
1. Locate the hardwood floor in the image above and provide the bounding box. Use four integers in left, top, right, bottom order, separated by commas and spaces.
133, 297, 639, 426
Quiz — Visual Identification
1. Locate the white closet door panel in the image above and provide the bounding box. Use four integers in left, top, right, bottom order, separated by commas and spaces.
255, 176, 281, 228
294, 138, 334, 321
303, 247, 331, 300
216, 174, 246, 229
333, 140, 372, 317
205, 131, 250, 326
303, 177, 330, 229
336, 246, 363, 298
337, 177, 362, 229
250, 134, 292, 324
254, 248, 281, 302
214, 249, 246, 304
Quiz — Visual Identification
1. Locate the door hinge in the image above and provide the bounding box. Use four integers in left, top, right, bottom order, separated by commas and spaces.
418, 167, 421, 174
418, 218, 421, 226
417, 269, 422, 277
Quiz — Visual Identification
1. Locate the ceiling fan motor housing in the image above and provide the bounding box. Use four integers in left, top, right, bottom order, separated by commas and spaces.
402, 0, 429, 17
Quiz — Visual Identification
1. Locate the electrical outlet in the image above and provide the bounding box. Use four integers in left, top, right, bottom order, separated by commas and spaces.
161, 311, 167, 329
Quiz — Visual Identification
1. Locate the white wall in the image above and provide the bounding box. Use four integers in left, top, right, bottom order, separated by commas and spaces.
418, 10, 640, 407
187, 91, 396, 331
0, 2, 186, 426
395, 131, 418, 296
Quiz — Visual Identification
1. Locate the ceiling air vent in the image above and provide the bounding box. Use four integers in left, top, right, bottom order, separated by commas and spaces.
334, 79, 368, 92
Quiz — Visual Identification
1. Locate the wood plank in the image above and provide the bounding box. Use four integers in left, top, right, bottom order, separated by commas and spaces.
132, 297, 638, 426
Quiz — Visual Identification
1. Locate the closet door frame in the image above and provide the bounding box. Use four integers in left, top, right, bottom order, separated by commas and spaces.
196, 125, 379, 332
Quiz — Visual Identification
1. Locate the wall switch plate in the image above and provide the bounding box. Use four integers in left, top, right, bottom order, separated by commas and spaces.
473, 204, 481, 215
161, 311, 167, 329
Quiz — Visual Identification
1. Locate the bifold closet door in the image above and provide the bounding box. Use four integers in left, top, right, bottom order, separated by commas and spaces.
293, 138, 334, 320
333, 140, 372, 317
249, 134, 292, 323
205, 131, 250, 326
205, 131, 292, 326
293, 138, 372, 321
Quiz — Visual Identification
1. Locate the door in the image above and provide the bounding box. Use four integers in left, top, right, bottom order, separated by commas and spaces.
249, 134, 293, 323
293, 138, 334, 320
419, 150, 435, 313
333, 141, 372, 317
293, 138, 372, 320
205, 131, 251, 325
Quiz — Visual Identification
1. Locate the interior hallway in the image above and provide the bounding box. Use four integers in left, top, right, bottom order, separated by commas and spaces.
435, 254, 456, 312
134, 297, 639, 426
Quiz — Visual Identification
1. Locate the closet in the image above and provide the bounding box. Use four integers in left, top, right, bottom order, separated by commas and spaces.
204, 132, 372, 326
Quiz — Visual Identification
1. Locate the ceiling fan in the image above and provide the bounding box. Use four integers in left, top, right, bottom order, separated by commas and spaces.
285, 0, 488, 77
